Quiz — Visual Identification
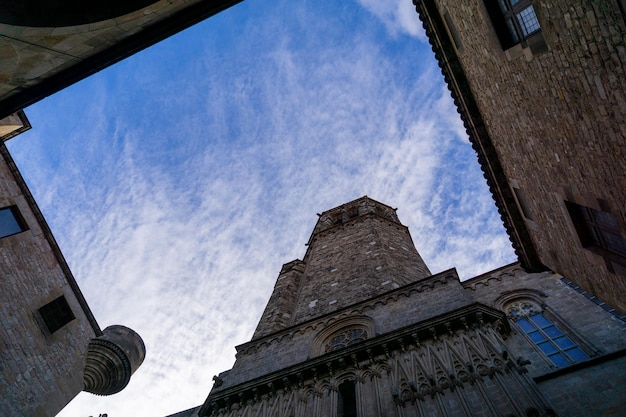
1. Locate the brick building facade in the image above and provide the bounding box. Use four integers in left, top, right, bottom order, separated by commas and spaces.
172, 197, 626, 417
411, 1, 626, 311
0, 114, 146, 417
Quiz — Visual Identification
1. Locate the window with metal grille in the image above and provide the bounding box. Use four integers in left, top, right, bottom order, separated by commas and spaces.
566, 202, 626, 259
0, 205, 27, 238
484, 0, 541, 50
38, 295, 75, 334
506, 300, 589, 368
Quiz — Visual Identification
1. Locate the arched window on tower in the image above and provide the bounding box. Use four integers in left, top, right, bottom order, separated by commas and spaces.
310, 315, 374, 357
324, 328, 368, 353
505, 300, 589, 368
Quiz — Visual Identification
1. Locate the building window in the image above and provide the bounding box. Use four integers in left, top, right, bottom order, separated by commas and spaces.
506, 300, 588, 368
324, 328, 368, 353
485, 0, 541, 50
565, 202, 626, 259
512, 186, 534, 221
39, 295, 75, 334
338, 380, 357, 417
311, 316, 374, 357
0, 205, 27, 238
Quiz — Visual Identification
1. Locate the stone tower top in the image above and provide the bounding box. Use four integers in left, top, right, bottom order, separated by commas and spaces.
252, 196, 431, 339
308, 195, 401, 240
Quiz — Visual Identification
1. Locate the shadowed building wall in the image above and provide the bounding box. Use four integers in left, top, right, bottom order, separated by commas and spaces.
412, 0, 626, 312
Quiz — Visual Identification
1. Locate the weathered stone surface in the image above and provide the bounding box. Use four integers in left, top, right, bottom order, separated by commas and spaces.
416, 0, 626, 312
0, 143, 97, 417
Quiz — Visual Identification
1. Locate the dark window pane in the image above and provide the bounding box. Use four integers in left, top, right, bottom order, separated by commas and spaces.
586, 226, 602, 246
553, 336, 575, 349
338, 381, 357, 417
543, 326, 564, 338
604, 232, 626, 256
529, 331, 547, 343
517, 318, 534, 332
549, 353, 570, 368
530, 314, 552, 328
505, 18, 519, 42
567, 202, 626, 257
565, 348, 589, 363
594, 210, 620, 229
538, 342, 558, 355
0, 207, 25, 238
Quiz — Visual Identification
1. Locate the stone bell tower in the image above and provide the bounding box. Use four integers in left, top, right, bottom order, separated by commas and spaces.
252, 196, 431, 339
192, 196, 558, 417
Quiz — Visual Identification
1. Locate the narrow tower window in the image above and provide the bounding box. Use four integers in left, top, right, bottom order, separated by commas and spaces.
338, 380, 357, 417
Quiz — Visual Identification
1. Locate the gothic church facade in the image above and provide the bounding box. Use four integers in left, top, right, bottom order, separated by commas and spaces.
172, 197, 626, 417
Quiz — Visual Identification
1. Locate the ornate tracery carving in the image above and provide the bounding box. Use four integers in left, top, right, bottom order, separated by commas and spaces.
310, 315, 375, 357
324, 328, 368, 353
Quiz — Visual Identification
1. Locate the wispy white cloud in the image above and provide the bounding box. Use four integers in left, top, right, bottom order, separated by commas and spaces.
355, 0, 427, 40
8, 1, 514, 416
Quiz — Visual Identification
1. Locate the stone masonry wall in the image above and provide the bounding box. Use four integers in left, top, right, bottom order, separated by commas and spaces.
429, 0, 626, 311
291, 206, 431, 325
252, 260, 305, 340
0, 145, 97, 417
536, 357, 626, 417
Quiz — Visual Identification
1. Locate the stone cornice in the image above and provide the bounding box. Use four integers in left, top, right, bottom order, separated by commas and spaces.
461, 263, 554, 292
462, 262, 524, 290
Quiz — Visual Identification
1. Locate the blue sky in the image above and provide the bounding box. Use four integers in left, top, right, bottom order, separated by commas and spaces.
7, 0, 515, 415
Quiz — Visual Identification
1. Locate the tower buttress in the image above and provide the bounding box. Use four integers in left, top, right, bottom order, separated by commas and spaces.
252, 259, 305, 339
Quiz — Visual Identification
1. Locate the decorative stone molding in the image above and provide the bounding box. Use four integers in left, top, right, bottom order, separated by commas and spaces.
199, 304, 509, 416
462, 263, 529, 291
494, 289, 547, 312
